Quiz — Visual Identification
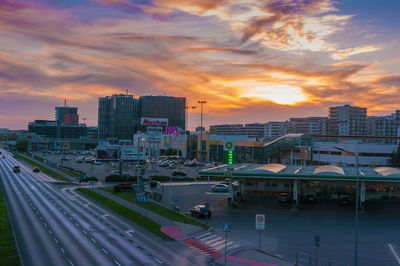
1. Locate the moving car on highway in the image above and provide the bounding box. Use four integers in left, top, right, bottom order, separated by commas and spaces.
33, 167, 40, 172
13, 166, 20, 173
172, 171, 186, 176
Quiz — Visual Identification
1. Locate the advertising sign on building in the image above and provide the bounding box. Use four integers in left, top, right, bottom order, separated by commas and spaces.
223, 141, 235, 151
61, 141, 70, 150
141, 118, 168, 126
165, 126, 179, 141
96, 146, 119, 161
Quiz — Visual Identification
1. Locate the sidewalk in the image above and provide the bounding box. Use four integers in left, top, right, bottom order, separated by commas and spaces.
215, 249, 294, 266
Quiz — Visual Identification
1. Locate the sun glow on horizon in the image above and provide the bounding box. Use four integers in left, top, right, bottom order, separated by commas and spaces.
241, 84, 307, 105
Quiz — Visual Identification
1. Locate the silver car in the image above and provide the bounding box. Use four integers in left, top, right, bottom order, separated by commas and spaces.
211, 184, 229, 192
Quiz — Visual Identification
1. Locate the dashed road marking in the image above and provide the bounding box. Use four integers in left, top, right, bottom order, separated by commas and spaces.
60, 248, 65, 254
69, 260, 74, 266
114, 260, 121, 266
154, 258, 163, 264
83, 230, 87, 235
54, 238, 58, 244
91, 238, 96, 243
102, 248, 108, 254
388, 243, 400, 264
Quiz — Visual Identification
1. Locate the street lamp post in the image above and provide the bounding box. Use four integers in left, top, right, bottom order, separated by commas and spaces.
185, 102, 196, 131
334, 147, 359, 266
198, 101, 207, 167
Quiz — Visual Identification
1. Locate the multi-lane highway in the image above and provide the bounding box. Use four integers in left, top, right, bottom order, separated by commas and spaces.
0, 149, 209, 266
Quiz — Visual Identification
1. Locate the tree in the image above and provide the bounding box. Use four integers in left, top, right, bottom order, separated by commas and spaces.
389, 144, 400, 167
16, 138, 29, 152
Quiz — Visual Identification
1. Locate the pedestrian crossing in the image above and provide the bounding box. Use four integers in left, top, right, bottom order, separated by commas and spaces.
193, 231, 241, 253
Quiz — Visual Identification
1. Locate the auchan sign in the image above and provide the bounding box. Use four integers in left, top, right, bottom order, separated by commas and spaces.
141, 118, 168, 126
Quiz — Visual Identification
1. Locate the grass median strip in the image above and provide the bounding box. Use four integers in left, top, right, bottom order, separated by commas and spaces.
76, 188, 173, 240
13, 154, 69, 181
101, 187, 210, 230
0, 187, 21, 266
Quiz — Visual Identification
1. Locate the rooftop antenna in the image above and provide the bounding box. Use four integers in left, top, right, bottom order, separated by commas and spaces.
126, 89, 128, 95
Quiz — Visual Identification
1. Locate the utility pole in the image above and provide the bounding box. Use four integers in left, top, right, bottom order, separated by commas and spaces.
198, 101, 207, 166
185, 102, 196, 131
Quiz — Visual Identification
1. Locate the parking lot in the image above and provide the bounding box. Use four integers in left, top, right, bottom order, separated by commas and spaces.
30, 151, 202, 181
160, 182, 400, 266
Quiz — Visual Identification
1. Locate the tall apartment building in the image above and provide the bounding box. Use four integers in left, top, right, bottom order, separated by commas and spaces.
98, 94, 139, 140
328, 105, 367, 135
209, 123, 265, 139
367, 113, 400, 137
265, 122, 287, 140
55, 106, 79, 125
139, 96, 186, 130
287, 117, 327, 135
244, 123, 266, 138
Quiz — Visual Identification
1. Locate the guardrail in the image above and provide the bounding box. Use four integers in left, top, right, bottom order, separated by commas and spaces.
296, 251, 349, 266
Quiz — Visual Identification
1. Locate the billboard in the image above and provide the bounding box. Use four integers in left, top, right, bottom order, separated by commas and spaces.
165, 126, 178, 141
96, 146, 119, 161
147, 126, 162, 143
120, 146, 146, 161
141, 118, 168, 126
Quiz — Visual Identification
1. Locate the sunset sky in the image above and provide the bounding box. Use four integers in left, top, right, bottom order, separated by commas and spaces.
1, 0, 399, 130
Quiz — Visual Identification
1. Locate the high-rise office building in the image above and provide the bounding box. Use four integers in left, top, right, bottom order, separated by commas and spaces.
139, 96, 186, 129
98, 94, 139, 140
55, 106, 79, 125
328, 104, 367, 135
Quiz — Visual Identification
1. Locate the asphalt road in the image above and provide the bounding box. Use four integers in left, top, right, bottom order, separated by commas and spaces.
160, 182, 400, 266
0, 149, 210, 266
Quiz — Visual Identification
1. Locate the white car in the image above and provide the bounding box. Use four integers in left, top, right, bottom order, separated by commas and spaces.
211, 184, 229, 192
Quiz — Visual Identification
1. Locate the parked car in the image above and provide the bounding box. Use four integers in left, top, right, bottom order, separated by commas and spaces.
278, 192, 290, 203
168, 163, 177, 169
172, 171, 187, 177
13, 166, 20, 173
190, 204, 211, 218
94, 160, 102, 165
33, 167, 40, 172
338, 195, 351, 205
76, 159, 83, 163
211, 184, 229, 192
302, 194, 316, 203
111, 170, 129, 176
1, 154, 5, 159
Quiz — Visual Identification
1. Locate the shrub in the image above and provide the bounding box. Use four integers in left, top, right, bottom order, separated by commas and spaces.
105, 175, 136, 182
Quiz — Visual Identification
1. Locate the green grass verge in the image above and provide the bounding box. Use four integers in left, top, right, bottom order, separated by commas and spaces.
76, 188, 173, 240
58, 168, 81, 179
101, 187, 210, 230
13, 154, 69, 181
0, 187, 21, 266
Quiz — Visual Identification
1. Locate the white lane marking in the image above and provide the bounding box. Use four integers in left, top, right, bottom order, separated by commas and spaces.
102, 214, 109, 219
102, 248, 108, 254
54, 238, 58, 244
388, 243, 400, 264
39, 216, 43, 220
114, 260, 121, 266
126, 229, 135, 237
69, 260, 74, 266
43, 223, 48, 227
49, 230, 53, 235
154, 258, 163, 264
83, 230, 87, 235
75, 223, 79, 227
91, 238, 96, 243
60, 248, 66, 254
68, 217, 73, 221
63, 211, 67, 215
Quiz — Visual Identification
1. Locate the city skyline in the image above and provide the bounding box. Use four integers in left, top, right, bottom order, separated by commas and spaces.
1, 0, 400, 130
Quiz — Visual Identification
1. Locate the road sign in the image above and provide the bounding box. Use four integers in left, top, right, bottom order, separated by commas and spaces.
97, 181, 102, 185
255, 214, 265, 230
222, 224, 231, 232
136, 195, 151, 203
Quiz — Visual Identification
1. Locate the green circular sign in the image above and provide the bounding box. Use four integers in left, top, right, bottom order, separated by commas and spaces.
225, 171, 231, 177
225, 142, 233, 149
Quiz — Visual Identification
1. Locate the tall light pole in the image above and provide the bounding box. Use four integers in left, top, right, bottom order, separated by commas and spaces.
334, 146, 359, 266
185, 102, 196, 131
198, 101, 207, 166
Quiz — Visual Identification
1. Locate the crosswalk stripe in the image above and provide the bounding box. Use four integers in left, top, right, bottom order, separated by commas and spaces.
203, 237, 224, 245
211, 241, 228, 251
194, 232, 211, 239
208, 240, 225, 249
199, 235, 217, 242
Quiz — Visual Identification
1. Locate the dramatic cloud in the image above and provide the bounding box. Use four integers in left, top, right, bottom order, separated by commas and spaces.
0, 0, 399, 129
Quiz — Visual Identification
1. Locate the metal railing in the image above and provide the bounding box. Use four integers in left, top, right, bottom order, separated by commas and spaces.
296, 251, 349, 266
